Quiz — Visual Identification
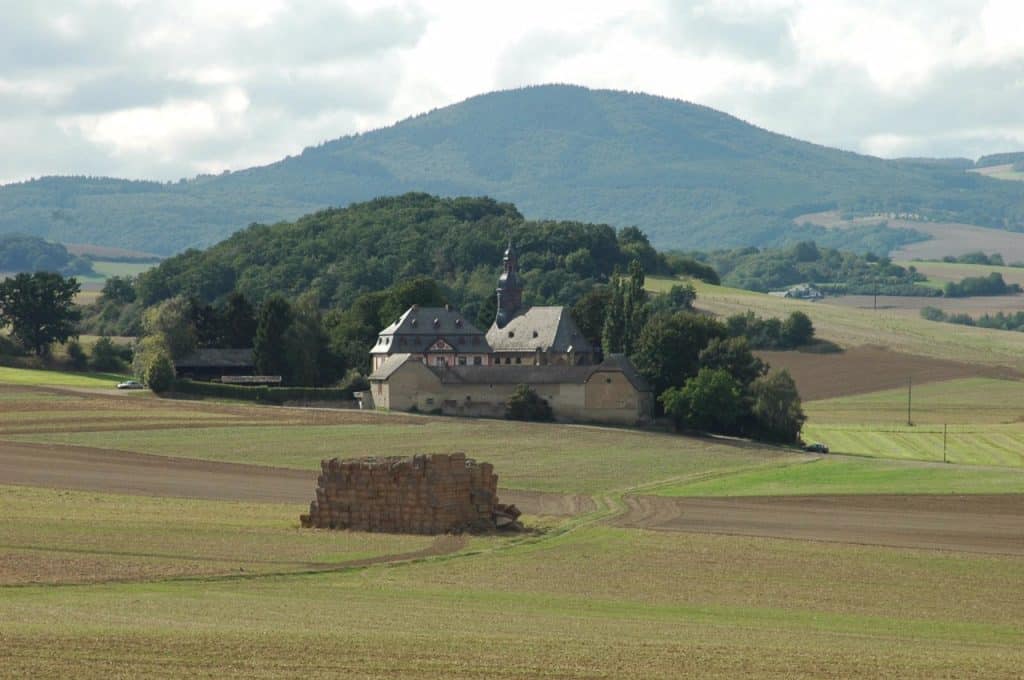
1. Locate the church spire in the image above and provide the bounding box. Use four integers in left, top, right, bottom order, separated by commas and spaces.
495, 239, 522, 328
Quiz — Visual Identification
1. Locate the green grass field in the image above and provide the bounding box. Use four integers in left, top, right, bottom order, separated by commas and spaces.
653, 455, 1024, 496
0, 366, 129, 389
802, 378, 1024, 466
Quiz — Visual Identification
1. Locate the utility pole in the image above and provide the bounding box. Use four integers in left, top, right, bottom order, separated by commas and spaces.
943, 423, 948, 463
907, 376, 912, 426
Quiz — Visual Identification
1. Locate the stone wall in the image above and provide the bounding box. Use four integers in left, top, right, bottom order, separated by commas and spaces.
300, 453, 518, 534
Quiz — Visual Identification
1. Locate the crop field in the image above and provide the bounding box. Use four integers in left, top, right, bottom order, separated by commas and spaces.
2, 378, 1024, 676
897, 259, 1024, 285
801, 377, 1024, 466
649, 276, 1024, 371
969, 163, 1024, 182
796, 210, 1024, 261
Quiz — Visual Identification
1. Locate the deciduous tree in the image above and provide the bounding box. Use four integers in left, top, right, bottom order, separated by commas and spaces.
0, 272, 81, 356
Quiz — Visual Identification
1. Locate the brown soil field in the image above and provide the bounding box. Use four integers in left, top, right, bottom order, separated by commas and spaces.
0, 440, 589, 517
757, 345, 1019, 400
616, 494, 1024, 555
797, 210, 1024, 260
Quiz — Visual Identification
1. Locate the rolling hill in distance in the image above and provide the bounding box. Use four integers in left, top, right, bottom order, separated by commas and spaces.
2, 84, 1023, 255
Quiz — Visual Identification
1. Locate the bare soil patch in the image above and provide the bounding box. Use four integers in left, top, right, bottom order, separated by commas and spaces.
0, 440, 585, 517
757, 345, 1019, 401
616, 494, 1024, 555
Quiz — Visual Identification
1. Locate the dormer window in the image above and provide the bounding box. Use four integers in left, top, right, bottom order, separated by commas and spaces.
455, 319, 463, 328
508, 330, 515, 338
433, 318, 440, 328
532, 330, 538, 338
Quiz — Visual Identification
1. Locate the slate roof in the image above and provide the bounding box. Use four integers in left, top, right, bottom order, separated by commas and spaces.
175, 348, 254, 369
372, 306, 490, 355
485, 306, 593, 354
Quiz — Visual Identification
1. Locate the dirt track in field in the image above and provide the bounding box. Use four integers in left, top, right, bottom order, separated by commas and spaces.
616, 494, 1024, 555
0, 441, 589, 517
757, 345, 1020, 401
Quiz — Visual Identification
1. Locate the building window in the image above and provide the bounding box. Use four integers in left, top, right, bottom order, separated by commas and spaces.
515, 357, 522, 364
458, 356, 467, 366
425, 398, 434, 406
473, 356, 482, 365
505, 357, 512, 365
435, 357, 446, 366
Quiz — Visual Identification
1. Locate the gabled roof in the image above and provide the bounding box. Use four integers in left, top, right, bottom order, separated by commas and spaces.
486, 306, 593, 353
369, 353, 419, 380
372, 305, 490, 355
175, 348, 254, 369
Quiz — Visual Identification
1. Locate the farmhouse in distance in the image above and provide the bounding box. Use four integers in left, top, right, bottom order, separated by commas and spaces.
363, 243, 653, 425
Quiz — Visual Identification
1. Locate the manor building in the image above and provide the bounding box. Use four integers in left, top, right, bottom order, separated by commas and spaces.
370, 305, 490, 372
365, 243, 652, 426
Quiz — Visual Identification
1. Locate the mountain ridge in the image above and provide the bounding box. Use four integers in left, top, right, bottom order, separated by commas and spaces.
2, 84, 1023, 254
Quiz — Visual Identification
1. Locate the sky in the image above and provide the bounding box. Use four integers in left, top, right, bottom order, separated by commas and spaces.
2, 0, 1023, 185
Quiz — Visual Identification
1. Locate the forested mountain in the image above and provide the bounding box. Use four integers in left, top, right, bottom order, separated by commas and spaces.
3, 84, 1024, 254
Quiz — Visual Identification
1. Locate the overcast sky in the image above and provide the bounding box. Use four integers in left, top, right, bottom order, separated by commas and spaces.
2, 0, 1023, 185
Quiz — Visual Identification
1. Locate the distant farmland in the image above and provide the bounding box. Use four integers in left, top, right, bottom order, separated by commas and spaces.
797, 210, 1024, 261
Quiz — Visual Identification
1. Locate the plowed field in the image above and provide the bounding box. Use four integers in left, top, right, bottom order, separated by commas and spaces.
757, 345, 1018, 400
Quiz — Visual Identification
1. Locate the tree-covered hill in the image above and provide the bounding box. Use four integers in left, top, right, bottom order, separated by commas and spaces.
0, 234, 93, 276
133, 193, 675, 325
3, 84, 1024, 254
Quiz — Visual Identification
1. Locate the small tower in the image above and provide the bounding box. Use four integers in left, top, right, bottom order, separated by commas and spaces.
495, 240, 523, 328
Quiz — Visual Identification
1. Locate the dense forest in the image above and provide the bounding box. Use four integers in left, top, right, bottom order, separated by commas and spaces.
0, 234, 93, 276
2, 85, 1024, 254
690, 242, 936, 295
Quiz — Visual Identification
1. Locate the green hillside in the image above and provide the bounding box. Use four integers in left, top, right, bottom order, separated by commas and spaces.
2, 85, 1024, 254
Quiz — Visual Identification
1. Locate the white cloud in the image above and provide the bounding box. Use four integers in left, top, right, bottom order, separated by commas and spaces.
2, 0, 1024, 184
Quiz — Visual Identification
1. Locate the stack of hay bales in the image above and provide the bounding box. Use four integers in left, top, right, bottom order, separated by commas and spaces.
299, 453, 518, 534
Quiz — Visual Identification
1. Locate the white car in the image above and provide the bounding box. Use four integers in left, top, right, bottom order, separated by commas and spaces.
116, 380, 144, 390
